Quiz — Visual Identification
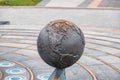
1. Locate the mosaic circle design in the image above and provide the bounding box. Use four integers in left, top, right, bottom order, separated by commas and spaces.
5, 75, 26, 80
6, 68, 26, 74
37, 73, 50, 80
0, 61, 15, 67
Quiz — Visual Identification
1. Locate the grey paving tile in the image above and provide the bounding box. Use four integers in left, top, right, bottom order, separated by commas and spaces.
84, 31, 120, 38
85, 35, 120, 43
26, 46, 37, 50
113, 63, 120, 69
15, 49, 39, 58
0, 46, 18, 52
78, 0, 92, 7
0, 42, 31, 48
0, 51, 5, 55
98, 55, 120, 63
86, 43, 120, 56
2, 35, 37, 40
80, 55, 104, 66
0, 38, 36, 45
84, 48, 108, 56
88, 65, 120, 80
86, 38, 120, 49
108, 0, 120, 8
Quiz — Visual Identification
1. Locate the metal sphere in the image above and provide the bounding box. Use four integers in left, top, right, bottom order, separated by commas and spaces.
37, 19, 85, 69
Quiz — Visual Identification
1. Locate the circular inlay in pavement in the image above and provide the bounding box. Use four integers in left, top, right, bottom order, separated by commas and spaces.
37, 73, 51, 80
0, 61, 15, 67
6, 68, 26, 74
5, 75, 26, 80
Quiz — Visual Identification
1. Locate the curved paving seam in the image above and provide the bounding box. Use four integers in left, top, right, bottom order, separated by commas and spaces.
85, 33, 120, 39
86, 37, 120, 44
0, 40, 36, 45
0, 37, 36, 41
1, 36, 120, 51
84, 53, 120, 74
1, 30, 120, 40
1, 26, 120, 79
1, 28, 120, 50
86, 41, 120, 50
1, 28, 120, 33
82, 27, 120, 33
77, 62, 97, 80
0, 58, 34, 80
0, 31, 39, 34
1, 43, 120, 61
1, 33, 38, 37
85, 35, 120, 43
1, 51, 97, 80
0, 46, 37, 52
86, 43, 120, 56
86, 47, 120, 58
0, 28, 40, 31
2, 30, 120, 39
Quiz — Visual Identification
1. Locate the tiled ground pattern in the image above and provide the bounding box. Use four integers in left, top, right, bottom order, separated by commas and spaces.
0, 25, 120, 80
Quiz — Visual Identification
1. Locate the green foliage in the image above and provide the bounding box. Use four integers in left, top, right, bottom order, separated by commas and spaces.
0, 0, 41, 6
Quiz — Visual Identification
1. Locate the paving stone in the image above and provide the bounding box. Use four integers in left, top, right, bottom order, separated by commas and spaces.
86, 43, 120, 56
108, 0, 120, 8
78, 0, 92, 7
85, 35, 120, 43
88, 65, 120, 80
2, 35, 37, 40
98, 55, 120, 64
113, 63, 120, 69
26, 46, 37, 50
0, 32, 38, 37
86, 38, 120, 49
84, 29, 120, 35
0, 51, 5, 55
45, 0, 85, 7
84, 48, 108, 56
0, 38, 36, 45
0, 29, 39, 34
80, 56, 104, 66
0, 42, 31, 48
84, 31, 120, 38
0, 46, 18, 53
36, 0, 51, 6
15, 49, 39, 58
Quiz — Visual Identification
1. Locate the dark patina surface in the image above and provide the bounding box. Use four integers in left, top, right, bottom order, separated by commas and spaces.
37, 19, 85, 69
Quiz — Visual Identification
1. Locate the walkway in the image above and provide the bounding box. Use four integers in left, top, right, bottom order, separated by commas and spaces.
37, 0, 120, 8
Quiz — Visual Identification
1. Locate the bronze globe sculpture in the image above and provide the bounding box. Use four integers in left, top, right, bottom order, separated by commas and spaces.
37, 19, 85, 80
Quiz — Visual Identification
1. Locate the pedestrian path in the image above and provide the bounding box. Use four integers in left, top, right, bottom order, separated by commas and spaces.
37, 0, 120, 9
45, 0, 85, 7
0, 25, 120, 80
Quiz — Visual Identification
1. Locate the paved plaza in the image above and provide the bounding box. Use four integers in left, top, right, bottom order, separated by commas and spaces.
0, 0, 120, 80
